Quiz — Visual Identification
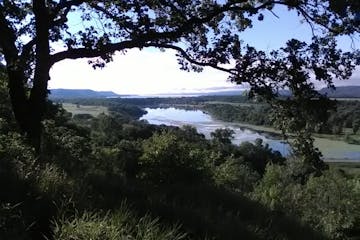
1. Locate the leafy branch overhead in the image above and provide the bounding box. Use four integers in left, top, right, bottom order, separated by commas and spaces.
0, 0, 359, 158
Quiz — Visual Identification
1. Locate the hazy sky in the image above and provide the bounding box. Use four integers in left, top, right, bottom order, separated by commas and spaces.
48, 5, 359, 95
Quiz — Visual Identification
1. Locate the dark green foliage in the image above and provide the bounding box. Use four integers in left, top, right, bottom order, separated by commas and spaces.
238, 139, 285, 175
73, 113, 94, 121
321, 101, 360, 135
138, 130, 210, 185
42, 120, 92, 175
1, 65, 359, 239
253, 164, 360, 239
107, 104, 146, 120
204, 103, 272, 126
353, 119, 360, 134
210, 128, 235, 145
0, 98, 354, 239
213, 156, 260, 192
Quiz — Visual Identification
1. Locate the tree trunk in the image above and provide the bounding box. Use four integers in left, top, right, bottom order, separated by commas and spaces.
7, 67, 30, 133
27, 0, 51, 153
0, 11, 30, 135
1, 1, 50, 154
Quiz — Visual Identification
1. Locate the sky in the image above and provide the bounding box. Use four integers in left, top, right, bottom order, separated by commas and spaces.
48, 5, 359, 95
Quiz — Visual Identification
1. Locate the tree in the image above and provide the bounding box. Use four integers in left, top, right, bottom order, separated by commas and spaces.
211, 128, 235, 145
0, 0, 358, 156
139, 131, 208, 184
353, 119, 360, 134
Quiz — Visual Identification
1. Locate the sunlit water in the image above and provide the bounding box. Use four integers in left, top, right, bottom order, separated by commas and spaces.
140, 108, 291, 156
140, 108, 360, 161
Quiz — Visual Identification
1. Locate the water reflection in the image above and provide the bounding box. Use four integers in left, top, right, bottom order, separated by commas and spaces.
141, 107, 360, 161
140, 107, 291, 156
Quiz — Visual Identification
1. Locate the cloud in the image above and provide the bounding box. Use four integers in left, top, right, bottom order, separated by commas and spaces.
49, 48, 359, 94
312, 66, 360, 89
333, 67, 360, 87
49, 48, 235, 94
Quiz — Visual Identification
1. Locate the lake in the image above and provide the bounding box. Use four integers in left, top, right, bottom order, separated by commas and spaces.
140, 107, 360, 162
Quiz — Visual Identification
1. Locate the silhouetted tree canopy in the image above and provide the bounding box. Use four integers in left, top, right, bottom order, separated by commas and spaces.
0, 0, 359, 158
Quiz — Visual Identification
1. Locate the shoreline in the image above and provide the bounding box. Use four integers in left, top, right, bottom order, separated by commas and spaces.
202, 114, 360, 163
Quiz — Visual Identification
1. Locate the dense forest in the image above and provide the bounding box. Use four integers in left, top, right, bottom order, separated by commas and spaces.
1, 70, 360, 240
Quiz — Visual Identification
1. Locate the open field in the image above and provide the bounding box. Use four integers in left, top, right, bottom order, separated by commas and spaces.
231, 122, 360, 162
329, 162, 360, 176
314, 137, 360, 162
333, 98, 360, 101
206, 101, 256, 107
62, 103, 108, 116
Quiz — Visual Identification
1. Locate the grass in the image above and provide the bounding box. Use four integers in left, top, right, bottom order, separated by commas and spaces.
313, 137, 360, 161
62, 103, 108, 117
206, 101, 256, 107
226, 122, 360, 162
328, 162, 360, 177
313, 128, 360, 144
52, 202, 187, 240
333, 98, 360, 101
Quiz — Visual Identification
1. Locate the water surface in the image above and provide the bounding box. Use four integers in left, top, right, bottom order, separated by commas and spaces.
141, 108, 291, 156
140, 108, 360, 162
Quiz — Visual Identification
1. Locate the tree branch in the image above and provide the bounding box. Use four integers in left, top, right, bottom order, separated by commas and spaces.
0, 9, 19, 61
144, 43, 237, 75
49, 0, 280, 66
50, 40, 142, 65
20, 38, 36, 62
52, 0, 86, 14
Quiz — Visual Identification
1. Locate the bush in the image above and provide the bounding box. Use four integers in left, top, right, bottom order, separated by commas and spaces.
300, 170, 360, 239
36, 163, 75, 199
0, 132, 37, 181
213, 156, 260, 193
252, 163, 360, 239
42, 120, 92, 175
138, 131, 209, 184
252, 164, 302, 210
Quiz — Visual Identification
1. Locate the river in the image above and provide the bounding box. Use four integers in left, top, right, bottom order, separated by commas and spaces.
140, 107, 360, 162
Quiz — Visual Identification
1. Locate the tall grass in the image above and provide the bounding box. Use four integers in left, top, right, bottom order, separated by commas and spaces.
52, 202, 187, 240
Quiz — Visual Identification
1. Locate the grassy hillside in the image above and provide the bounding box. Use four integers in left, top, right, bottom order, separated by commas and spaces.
62, 103, 108, 116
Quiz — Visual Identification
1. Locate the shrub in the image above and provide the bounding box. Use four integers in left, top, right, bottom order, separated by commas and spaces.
0, 132, 37, 181
213, 156, 259, 193
138, 131, 208, 184
300, 170, 360, 239
252, 163, 360, 239
36, 163, 75, 199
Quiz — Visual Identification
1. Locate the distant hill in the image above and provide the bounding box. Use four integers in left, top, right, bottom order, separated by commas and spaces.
319, 86, 360, 98
48, 86, 360, 99
49, 89, 121, 99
